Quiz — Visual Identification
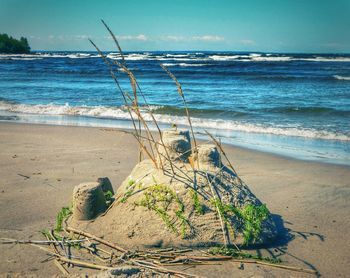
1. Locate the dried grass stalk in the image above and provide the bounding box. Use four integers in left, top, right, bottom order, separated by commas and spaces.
160, 64, 198, 156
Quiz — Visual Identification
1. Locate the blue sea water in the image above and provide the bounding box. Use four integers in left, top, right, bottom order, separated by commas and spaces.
0, 51, 349, 165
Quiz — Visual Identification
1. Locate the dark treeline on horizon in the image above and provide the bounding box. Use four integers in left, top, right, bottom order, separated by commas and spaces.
0, 34, 31, 54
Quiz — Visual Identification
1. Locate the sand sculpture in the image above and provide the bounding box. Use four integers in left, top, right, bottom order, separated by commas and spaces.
70, 128, 278, 248
66, 20, 279, 251
1, 22, 320, 277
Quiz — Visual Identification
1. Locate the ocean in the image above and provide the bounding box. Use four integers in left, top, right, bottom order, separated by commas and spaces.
0, 51, 349, 165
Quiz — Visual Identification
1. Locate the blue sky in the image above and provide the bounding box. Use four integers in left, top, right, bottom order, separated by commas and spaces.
1, 0, 349, 53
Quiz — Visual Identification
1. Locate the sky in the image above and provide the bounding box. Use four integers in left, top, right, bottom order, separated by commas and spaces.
1, 0, 349, 53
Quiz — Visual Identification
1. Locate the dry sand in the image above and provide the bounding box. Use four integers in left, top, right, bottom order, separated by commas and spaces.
0, 122, 349, 277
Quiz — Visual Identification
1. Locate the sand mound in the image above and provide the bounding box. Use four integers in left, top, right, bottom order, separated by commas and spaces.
70, 129, 278, 248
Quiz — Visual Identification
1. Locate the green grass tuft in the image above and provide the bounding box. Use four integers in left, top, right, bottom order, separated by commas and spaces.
230, 204, 270, 245
210, 199, 270, 245
55, 206, 72, 232
120, 180, 137, 203
135, 183, 189, 238
189, 189, 204, 215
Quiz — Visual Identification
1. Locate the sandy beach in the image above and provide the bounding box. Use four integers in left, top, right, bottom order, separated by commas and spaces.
0, 122, 349, 277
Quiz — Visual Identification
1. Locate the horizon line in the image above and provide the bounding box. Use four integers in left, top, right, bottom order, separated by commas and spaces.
30, 49, 350, 55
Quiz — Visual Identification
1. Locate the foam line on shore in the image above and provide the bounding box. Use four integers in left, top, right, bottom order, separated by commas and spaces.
0, 101, 348, 141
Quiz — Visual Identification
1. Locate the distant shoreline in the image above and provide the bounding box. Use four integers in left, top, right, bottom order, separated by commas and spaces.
7, 49, 350, 55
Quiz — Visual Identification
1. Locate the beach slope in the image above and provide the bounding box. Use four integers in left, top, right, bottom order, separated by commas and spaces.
0, 122, 349, 277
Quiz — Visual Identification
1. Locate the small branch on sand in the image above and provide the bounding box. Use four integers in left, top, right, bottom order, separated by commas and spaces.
0, 238, 86, 245
45, 233, 70, 276
65, 226, 127, 253
17, 173, 30, 179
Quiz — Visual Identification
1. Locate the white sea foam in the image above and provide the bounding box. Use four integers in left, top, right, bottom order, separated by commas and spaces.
208, 54, 350, 62
208, 55, 244, 61
250, 56, 292, 62
333, 75, 350, 80
0, 101, 348, 141
249, 53, 261, 57
106, 53, 151, 61
161, 63, 208, 67
1, 52, 349, 62
10, 57, 43, 60
165, 54, 190, 58
156, 57, 196, 61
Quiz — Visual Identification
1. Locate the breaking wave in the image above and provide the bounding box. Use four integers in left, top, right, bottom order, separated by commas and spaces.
0, 101, 348, 141
1, 52, 350, 62
161, 63, 209, 67
333, 75, 350, 81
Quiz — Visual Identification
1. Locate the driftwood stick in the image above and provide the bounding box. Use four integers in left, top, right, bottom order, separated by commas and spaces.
229, 258, 318, 275
44, 234, 70, 276
54, 260, 70, 276
66, 226, 127, 253
132, 259, 198, 278
171, 255, 232, 263
169, 255, 317, 274
57, 256, 113, 270
0, 238, 85, 245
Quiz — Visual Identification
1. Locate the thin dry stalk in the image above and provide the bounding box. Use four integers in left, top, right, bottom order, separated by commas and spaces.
124, 129, 194, 182
131, 133, 158, 167
205, 173, 230, 247
124, 92, 162, 169
160, 64, 198, 155
0, 238, 85, 245
228, 258, 318, 275
114, 59, 175, 174
88, 39, 148, 159
204, 130, 244, 185
100, 20, 174, 172
132, 259, 198, 278
58, 256, 114, 271
164, 255, 317, 275
44, 233, 70, 276
66, 226, 127, 253
100, 19, 125, 64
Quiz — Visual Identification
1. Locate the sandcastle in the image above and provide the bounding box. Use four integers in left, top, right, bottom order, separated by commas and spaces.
70, 128, 278, 248
2, 22, 319, 277
66, 22, 279, 250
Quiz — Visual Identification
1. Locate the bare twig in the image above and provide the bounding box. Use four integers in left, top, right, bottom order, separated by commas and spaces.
66, 226, 127, 253
160, 64, 198, 156
205, 173, 230, 247
100, 19, 125, 64
0, 238, 85, 245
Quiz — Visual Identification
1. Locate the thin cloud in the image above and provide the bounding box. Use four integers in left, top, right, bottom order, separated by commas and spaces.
161, 35, 186, 42
192, 35, 225, 42
75, 35, 89, 40
104, 34, 149, 41
47, 35, 91, 40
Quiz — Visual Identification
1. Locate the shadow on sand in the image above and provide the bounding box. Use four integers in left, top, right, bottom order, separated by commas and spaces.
246, 214, 323, 277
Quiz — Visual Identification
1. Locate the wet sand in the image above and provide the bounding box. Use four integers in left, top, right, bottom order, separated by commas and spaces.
0, 122, 349, 277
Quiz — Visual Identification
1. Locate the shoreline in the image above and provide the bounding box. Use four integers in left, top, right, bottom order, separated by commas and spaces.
0, 122, 349, 277
1, 120, 349, 168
